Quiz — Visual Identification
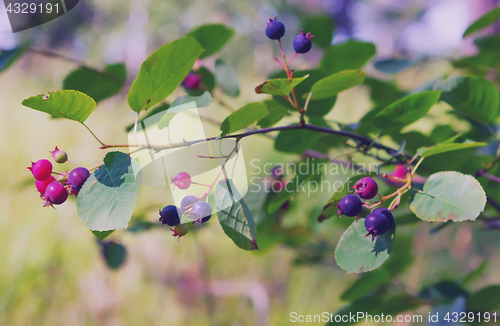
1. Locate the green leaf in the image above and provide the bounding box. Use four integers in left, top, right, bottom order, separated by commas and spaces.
467, 286, 500, 311
318, 173, 376, 222
255, 76, 308, 96
220, 102, 268, 136
320, 41, 376, 74
185, 67, 216, 95
187, 24, 234, 59
364, 77, 405, 107
274, 126, 322, 154
301, 15, 334, 49
335, 220, 395, 273
463, 8, 500, 37
215, 179, 258, 251
92, 230, 115, 240
268, 158, 328, 214
374, 91, 441, 130
433, 76, 499, 124
77, 152, 142, 231
340, 269, 392, 301
63, 63, 126, 103
307, 70, 365, 100
128, 37, 204, 112
170, 91, 213, 109
0, 42, 29, 73
214, 59, 240, 97
410, 171, 486, 222
22, 90, 96, 123
101, 241, 127, 269
373, 58, 415, 74
257, 100, 289, 128
125, 103, 169, 132
417, 140, 487, 158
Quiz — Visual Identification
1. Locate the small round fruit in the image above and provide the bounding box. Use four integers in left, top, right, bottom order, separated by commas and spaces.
68, 167, 90, 192
373, 207, 394, 229
353, 177, 379, 200
337, 194, 362, 217
171, 172, 192, 190
182, 73, 201, 89
159, 205, 181, 226
171, 223, 189, 238
44, 181, 68, 205
181, 195, 198, 210
293, 30, 314, 54
36, 176, 56, 194
29, 159, 53, 181
364, 212, 390, 241
265, 18, 285, 40
190, 201, 212, 223
50, 146, 68, 163
270, 166, 284, 179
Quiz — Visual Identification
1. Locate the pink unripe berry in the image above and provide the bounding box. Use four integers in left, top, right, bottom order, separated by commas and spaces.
44, 181, 68, 205
171, 172, 192, 190
36, 176, 56, 194
171, 223, 189, 238
29, 159, 53, 181
50, 146, 68, 163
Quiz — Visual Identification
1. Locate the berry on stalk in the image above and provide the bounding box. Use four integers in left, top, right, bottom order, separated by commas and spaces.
159, 205, 181, 226
337, 194, 363, 217
68, 167, 90, 193
293, 30, 314, 54
29, 159, 53, 181
171, 223, 189, 239
181, 195, 198, 211
182, 73, 201, 89
265, 17, 285, 40
50, 146, 68, 163
353, 177, 379, 200
364, 212, 390, 241
190, 201, 212, 223
44, 181, 68, 206
36, 176, 56, 195
171, 172, 192, 190
373, 207, 394, 229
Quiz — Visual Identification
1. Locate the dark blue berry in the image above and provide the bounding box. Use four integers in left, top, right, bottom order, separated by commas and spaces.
266, 18, 285, 40
364, 212, 390, 241
337, 194, 362, 217
293, 30, 314, 54
159, 205, 181, 226
191, 201, 212, 223
68, 167, 90, 192
181, 195, 198, 210
373, 207, 394, 229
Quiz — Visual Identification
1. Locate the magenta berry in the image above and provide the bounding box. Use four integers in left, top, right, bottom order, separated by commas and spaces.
373, 207, 394, 229
190, 201, 212, 223
36, 176, 56, 194
364, 212, 390, 241
68, 167, 90, 193
182, 73, 201, 89
181, 195, 198, 211
171, 223, 189, 238
293, 30, 314, 54
159, 205, 181, 226
50, 146, 68, 163
44, 181, 68, 206
353, 177, 379, 200
29, 159, 53, 181
171, 172, 192, 190
337, 194, 362, 217
266, 17, 285, 40
270, 166, 284, 179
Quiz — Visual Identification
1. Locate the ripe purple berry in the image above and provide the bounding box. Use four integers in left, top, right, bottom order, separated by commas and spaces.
182, 73, 201, 89
36, 176, 56, 194
270, 166, 284, 179
29, 159, 53, 181
265, 17, 285, 40
171, 172, 192, 190
364, 212, 390, 241
181, 195, 198, 211
171, 223, 189, 238
293, 30, 314, 54
353, 177, 379, 200
68, 167, 90, 193
44, 181, 68, 206
373, 207, 394, 229
159, 205, 181, 226
337, 194, 363, 217
190, 201, 212, 223
50, 146, 68, 163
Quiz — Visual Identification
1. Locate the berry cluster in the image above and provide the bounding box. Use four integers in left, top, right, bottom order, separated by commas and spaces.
266, 18, 314, 54
28, 147, 90, 207
159, 172, 214, 238
336, 177, 395, 241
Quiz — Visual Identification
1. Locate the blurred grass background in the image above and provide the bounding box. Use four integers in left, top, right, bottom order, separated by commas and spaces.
2, 0, 500, 325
